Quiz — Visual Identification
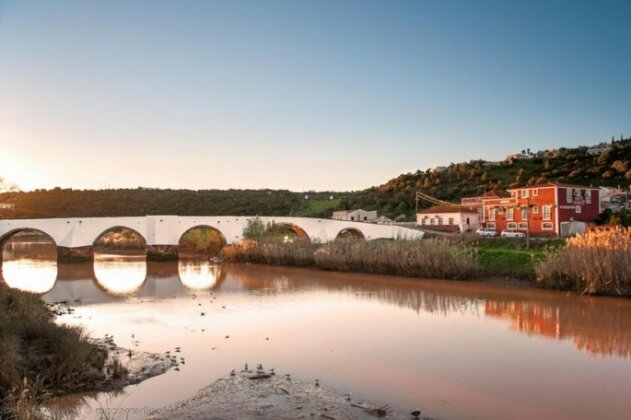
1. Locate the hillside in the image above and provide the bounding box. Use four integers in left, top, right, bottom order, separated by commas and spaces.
1, 138, 629, 220
345, 138, 631, 219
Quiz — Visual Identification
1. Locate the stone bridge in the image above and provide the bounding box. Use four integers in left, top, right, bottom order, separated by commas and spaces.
0, 215, 424, 260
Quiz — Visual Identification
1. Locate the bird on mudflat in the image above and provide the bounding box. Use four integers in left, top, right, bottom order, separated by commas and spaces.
411, 409, 421, 418
345, 392, 352, 401
315, 379, 320, 387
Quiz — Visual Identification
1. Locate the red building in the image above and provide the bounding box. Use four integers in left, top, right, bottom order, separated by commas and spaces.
481, 183, 601, 237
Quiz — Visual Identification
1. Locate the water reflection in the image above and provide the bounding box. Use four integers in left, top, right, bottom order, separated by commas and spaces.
93, 254, 147, 295
1, 259, 57, 294
178, 260, 224, 290
1, 232, 58, 294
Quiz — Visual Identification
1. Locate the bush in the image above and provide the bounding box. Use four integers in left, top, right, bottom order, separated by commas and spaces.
535, 227, 631, 295
0, 284, 108, 417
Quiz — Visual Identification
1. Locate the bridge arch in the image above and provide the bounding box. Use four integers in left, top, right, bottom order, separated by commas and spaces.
0, 228, 58, 294
92, 226, 147, 255
178, 225, 227, 257
336, 227, 365, 240
265, 222, 310, 241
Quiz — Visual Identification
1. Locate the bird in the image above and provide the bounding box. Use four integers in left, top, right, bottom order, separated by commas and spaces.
410, 409, 421, 418
230, 369, 236, 376
225, 335, 230, 339
244, 363, 249, 371
265, 337, 270, 341
201, 312, 205, 316
315, 379, 320, 387
285, 373, 291, 381
270, 368, 275, 375
345, 392, 352, 401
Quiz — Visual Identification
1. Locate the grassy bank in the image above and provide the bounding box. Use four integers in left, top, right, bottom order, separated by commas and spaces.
474, 237, 564, 279
536, 227, 631, 295
223, 238, 480, 280
0, 284, 117, 419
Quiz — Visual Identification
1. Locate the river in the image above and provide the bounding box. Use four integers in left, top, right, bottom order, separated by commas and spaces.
2, 238, 631, 419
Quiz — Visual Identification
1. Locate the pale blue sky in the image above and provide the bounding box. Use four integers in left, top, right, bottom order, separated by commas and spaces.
1, 0, 629, 191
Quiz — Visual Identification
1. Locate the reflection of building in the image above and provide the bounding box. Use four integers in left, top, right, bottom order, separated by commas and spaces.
331, 209, 377, 222
485, 301, 561, 339
481, 183, 601, 237
416, 205, 479, 233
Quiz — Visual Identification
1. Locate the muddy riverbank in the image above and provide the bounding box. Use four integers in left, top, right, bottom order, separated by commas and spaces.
148, 369, 428, 420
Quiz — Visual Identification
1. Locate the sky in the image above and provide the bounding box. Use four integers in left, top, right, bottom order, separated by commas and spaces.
0, 0, 630, 192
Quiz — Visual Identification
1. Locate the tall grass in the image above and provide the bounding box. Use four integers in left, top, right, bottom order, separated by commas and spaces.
536, 227, 631, 295
223, 238, 480, 280
0, 285, 109, 419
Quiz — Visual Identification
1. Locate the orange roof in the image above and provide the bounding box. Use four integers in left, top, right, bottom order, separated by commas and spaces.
418, 205, 477, 214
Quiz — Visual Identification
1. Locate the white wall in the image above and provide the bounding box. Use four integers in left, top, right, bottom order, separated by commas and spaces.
0, 215, 423, 248
417, 212, 479, 232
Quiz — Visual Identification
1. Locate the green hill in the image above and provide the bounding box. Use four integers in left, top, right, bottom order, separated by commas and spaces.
1, 138, 629, 220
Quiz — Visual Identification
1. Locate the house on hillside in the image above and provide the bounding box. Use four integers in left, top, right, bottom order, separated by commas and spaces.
416, 205, 480, 233
481, 183, 600, 237
332, 209, 378, 223
586, 143, 611, 156
504, 153, 530, 163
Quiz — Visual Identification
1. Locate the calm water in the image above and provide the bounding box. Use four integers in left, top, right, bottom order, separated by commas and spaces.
3, 241, 631, 419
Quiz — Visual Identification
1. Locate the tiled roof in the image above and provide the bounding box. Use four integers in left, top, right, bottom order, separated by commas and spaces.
418, 205, 477, 214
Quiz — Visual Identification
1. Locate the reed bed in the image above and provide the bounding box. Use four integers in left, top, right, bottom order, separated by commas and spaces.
0, 285, 110, 419
223, 238, 480, 280
536, 227, 631, 295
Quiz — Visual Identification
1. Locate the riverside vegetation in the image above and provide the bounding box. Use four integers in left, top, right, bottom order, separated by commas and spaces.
0, 284, 126, 419
222, 219, 631, 297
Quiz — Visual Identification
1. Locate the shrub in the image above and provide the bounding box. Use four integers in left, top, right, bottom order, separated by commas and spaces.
535, 227, 631, 295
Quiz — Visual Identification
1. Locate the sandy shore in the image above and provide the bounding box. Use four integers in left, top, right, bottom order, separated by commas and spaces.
148, 369, 430, 420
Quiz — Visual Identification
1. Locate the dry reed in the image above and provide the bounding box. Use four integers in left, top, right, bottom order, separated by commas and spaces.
535, 227, 631, 295
222, 238, 480, 280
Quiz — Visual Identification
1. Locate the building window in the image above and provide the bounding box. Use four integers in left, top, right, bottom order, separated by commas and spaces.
511, 191, 517, 198
421, 217, 427, 225
507, 208, 514, 221
566, 188, 573, 203
487, 222, 496, 229
363, 216, 367, 221
533, 189, 538, 196
437, 217, 443, 225
521, 208, 528, 220
518, 222, 528, 230
430, 218, 435, 225
533, 205, 539, 214
351, 216, 355, 221
490, 208, 496, 221
585, 191, 592, 204
507, 222, 517, 229
448, 217, 455, 225
477, 208, 484, 222
543, 205, 551, 220
576, 205, 582, 213
498, 207, 504, 214
521, 190, 529, 198
542, 222, 554, 230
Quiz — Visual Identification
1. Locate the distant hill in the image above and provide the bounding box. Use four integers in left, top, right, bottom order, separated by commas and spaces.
1, 138, 629, 220
343, 137, 631, 219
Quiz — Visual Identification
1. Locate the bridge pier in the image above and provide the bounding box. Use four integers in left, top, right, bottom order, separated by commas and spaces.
147, 245, 179, 261
57, 246, 94, 262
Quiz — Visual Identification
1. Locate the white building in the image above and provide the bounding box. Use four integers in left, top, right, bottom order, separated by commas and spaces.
416, 205, 480, 233
332, 209, 378, 223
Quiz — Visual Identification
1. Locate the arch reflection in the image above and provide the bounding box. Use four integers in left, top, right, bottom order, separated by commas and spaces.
1, 229, 58, 294
178, 260, 223, 290
93, 255, 147, 296
2, 259, 57, 294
